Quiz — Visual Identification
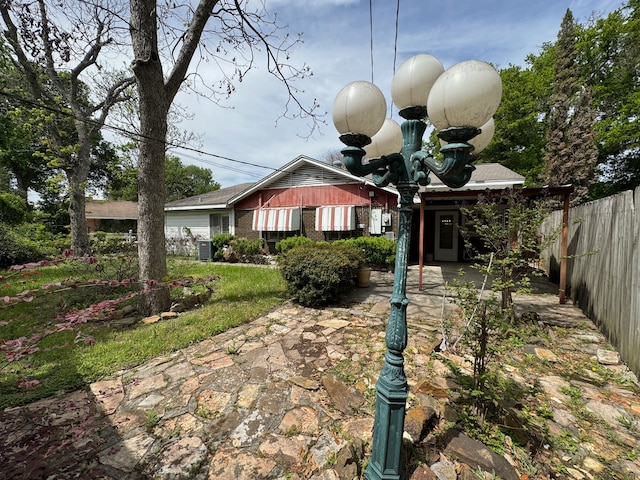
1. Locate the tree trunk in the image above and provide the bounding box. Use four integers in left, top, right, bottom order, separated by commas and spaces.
68, 128, 92, 256
131, 0, 170, 315
68, 169, 90, 255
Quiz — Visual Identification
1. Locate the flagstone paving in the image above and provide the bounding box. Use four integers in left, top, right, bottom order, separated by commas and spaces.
2, 266, 640, 479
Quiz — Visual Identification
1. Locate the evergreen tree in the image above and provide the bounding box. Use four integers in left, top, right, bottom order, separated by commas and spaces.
566, 86, 598, 198
542, 9, 598, 205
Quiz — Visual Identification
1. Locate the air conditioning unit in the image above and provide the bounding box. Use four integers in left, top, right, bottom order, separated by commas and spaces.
198, 240, 213, 261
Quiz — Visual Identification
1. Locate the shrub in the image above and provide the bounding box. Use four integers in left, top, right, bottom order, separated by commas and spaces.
211, 233, 236, 260
275, 235, 314, 255
89, 232, 137, 255
231, 237, 264, 256
278, 243, 364, 307
0, 223, 43, 268
335, 236, 397, 271
13, 223, 68, 257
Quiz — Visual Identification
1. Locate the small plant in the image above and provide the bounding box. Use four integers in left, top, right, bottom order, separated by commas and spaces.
625, 449, 639, 461
164, 426, 182, 440
460, 191, 555, 323
616, 414, 636, 431
196, 405, 212, 419
283, 425, 300, 437
226, 339, 240, 355
145, 410, 161, 431
333, 236, 396, 270
560, 386, 584, 403
552, 429, 579, 455
211, 233, 236, 260
329, 421, 353, 441
536, 404, 554, 420
275, 235, 314, 255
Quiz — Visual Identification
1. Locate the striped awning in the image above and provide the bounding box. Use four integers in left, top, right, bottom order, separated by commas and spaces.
315, 205, 356, 231
252, 207, 301, 232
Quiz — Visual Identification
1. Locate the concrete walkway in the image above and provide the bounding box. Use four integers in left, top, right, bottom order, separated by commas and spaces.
2, 265, 639, 479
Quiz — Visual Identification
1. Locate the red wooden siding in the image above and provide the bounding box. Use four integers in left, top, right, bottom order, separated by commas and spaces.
233, 184, 396, 210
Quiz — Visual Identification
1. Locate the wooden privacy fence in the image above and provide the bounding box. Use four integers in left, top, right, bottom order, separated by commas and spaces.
540, 187, 640, 377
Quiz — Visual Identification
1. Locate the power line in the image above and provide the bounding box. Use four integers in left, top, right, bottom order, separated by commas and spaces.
369, 0, 375, 84
392, 0, 400, 119
0, 88, 283, 180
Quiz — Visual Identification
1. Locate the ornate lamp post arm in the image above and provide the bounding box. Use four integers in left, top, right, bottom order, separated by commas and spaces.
333, 55, 502, 480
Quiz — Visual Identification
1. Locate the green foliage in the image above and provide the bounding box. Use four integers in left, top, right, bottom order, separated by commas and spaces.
0, 222, 43, 268
451, 282, 505, 418
461, 191, 551, 320
278, 243, 364, 307
334, 236, 396, 270
106, 151, 221, 203
230, 237, 265, 257
211, 233, 236, 260
0, 193, 30, 225
275, 235, 314, 254
480, 63, 552, 185
165, 155, 221, 202
12, 222, 68, 257
542, 9, 598, 206
477, 4, 640, 198
89, 232, 137, 256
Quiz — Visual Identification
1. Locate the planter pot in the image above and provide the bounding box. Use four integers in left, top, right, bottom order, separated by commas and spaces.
357, 267, 372, 288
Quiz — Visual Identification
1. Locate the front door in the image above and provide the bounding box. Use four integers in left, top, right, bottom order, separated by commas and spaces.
434, 211, 458, 262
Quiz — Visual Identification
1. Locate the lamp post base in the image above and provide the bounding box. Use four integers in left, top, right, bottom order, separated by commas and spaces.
365, 372, 409, 480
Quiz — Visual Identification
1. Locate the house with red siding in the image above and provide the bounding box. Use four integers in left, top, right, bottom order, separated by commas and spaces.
164, 155, 532, 262
228, 155, 400, 250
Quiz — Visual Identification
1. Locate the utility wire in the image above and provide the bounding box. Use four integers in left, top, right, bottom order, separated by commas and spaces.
0, 88, 317, 183
391, 0, 400, 119
369, 0, 374, 84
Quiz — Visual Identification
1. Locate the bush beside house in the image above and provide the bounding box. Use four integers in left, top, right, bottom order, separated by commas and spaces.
278, 243, 364, 307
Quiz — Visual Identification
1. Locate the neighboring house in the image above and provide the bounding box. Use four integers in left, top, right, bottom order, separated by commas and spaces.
164, 155, 537, 262
85, 200, 138, 233
164, 183, 255, 241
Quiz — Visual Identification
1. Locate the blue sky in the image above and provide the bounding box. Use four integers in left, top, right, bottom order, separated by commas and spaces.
168, 0, 626, 189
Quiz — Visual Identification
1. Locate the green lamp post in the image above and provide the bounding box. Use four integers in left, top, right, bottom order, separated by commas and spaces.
332, 54, 502, 480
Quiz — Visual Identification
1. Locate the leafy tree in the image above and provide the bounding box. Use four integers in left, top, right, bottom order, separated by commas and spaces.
479, 3, 638, 198
579, 0, 640, 197
104, 143, 139, 201
129, 0, 320, 314
0, 192, 29, 225
105, 149, 220, 202
479, 61, 552, 185
460, 191, 550, 322
0, 39, 50, 200
165, 155, 220, 202
0, 0, 135, 255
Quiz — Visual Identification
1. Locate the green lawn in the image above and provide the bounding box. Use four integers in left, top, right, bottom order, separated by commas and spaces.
0, 260, 286, 409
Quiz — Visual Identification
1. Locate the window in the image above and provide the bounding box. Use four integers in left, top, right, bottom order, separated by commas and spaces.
265, 231, 298, 242
210, 213, 230, 236
324, 231, 356, 242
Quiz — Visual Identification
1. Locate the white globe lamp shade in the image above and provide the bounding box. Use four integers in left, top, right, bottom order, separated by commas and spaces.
391, 54, 444, 111
469, 117, 495, 153
332, 81, 387, 138
427, 60, 502, 130
364, 118, 403, 158
440, 117, 496, 154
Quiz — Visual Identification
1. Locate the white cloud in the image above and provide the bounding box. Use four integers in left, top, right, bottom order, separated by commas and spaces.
168, 0, 626, 188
